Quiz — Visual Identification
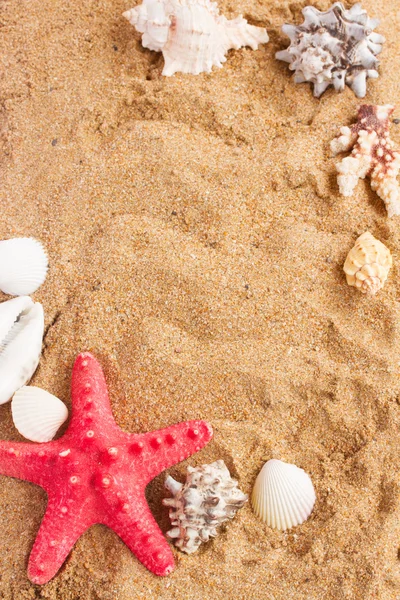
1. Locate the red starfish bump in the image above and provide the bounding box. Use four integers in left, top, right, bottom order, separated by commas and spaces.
0, 352, 213, 584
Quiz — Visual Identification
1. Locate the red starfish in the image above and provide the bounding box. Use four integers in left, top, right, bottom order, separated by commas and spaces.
0, 352, 213, 584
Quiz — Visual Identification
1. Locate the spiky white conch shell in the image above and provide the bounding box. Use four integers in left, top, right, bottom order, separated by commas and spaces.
11, 386, 68, 443
276, 2, 384, 98
123, 0, 269, 76
0, 296, 44, 405
163, 459, 248, 553
0, 237, 48, 296
343, 232, 392, 295
251, 459, 316, 531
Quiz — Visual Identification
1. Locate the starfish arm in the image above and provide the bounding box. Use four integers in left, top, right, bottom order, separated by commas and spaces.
27, 495, 93, 585
0, 440, 55, 486
132, 420, 213, 484
106, 499, 174, 576
67, 352, 120, 438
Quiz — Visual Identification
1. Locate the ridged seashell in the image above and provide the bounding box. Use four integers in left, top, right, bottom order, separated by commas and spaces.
276, 3, 384, 98
163, 459, 248, 553
0, 296, 44, 405
343, 232, 392, 295
11, 386, 68, 443
0, 238, 48, 296
251, 459, 316, 531
123, 0, 269, 76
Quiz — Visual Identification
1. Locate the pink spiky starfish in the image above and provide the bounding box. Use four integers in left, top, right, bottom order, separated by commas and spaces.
0, 353, 213, 584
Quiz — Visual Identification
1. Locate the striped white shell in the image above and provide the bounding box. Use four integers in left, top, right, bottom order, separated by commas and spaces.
251, 459, 316, 531
0, 296, 44, 405
123, 0, 269, 76
12, 386, 68, 442
0, 237, 48, 296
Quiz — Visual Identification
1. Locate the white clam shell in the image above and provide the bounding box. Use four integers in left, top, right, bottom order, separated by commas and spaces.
0, 296, 44, 405
251, 459, 316, 531
12, 386, 68, 442
0, 237, 48, 296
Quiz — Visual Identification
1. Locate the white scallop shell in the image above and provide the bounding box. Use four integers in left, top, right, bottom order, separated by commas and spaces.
344, 232, 392, 295
0, 237, 48, 296
0, 296, 44, 405
123, 0, 269, 76
251, 459, 316, 531
12, 386, 68, 442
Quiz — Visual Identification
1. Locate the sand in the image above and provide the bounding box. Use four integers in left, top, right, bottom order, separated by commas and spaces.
1, 0, 400, 598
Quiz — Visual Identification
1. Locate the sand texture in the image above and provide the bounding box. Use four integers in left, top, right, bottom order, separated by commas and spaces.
1, 0, 400, 598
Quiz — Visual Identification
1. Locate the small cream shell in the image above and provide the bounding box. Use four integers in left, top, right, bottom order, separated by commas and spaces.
0, 296, 44, 405
251, 459, 316, 531
344, 232, 392, 295
0, 237, 48, 296
12, 386, 68, 442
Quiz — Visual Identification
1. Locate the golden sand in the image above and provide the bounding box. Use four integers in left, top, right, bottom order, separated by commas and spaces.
1, 0, 400, 598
